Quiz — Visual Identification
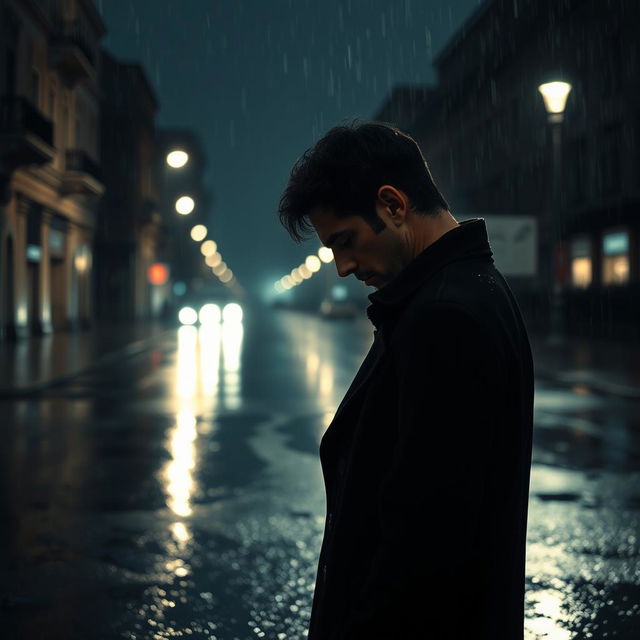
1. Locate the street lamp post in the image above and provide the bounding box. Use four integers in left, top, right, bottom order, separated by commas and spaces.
538, 81, 572, 346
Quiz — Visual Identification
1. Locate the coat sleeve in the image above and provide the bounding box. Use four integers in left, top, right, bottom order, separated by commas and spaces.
343, 306, 506, 639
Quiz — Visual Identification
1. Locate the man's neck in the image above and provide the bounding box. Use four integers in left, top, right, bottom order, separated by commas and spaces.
409, 210, 460, 260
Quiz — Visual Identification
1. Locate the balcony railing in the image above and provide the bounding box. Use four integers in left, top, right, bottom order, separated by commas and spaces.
0, 95, 54, 146
65, 149, 101, 181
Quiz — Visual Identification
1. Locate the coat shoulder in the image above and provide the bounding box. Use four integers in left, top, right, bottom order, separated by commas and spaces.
391, 258, 527, 373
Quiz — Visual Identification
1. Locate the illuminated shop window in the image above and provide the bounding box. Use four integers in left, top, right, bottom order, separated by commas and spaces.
570, 236, 592, 288
602, 230, 629, 286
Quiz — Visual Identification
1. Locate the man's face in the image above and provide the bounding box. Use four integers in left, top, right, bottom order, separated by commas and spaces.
309, 207, 406, 289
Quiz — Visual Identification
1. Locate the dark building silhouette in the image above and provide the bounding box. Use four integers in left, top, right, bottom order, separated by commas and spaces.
378, 0, 639, 340
96, 51, 169, 321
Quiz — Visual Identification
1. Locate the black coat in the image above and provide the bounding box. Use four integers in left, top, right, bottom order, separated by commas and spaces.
307, 219, 534, 640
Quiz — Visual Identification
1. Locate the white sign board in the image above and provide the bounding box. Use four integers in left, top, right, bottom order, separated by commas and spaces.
458, 214, 538, 277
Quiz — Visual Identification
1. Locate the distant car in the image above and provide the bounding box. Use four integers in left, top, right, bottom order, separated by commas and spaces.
319, 298, 358, 319
177, 299, 243, 326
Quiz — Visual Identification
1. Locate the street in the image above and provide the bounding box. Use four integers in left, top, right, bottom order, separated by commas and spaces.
1, 306, 639, 640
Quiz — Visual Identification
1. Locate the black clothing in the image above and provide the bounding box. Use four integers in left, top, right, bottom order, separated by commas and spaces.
307, 218, 535, 640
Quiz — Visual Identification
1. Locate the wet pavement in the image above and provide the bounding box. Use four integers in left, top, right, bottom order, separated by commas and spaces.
1, 305, 639, 639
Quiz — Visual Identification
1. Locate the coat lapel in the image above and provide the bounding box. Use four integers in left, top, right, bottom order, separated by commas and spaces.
324, 329, 387, 438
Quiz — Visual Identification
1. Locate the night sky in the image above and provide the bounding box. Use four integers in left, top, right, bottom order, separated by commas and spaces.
98, 0, 483, 297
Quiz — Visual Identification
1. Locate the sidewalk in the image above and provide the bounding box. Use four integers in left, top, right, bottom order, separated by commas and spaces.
0, 321, 172, 396
0, 320, 638, 399
530, 333, 640, 400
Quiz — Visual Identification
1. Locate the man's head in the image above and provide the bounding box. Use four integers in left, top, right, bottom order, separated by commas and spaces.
278, 121, 454, 289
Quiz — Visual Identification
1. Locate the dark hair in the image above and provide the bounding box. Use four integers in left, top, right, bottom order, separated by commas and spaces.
278, 120, 449, 242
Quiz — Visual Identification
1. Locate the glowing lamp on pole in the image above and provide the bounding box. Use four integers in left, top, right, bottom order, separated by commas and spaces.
166, 150, 189, 168
176, 196, 195, 215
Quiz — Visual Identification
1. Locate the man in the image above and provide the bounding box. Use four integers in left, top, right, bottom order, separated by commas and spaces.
278, 122, 534, 639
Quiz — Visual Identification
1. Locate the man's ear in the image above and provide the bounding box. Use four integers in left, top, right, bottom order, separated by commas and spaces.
377, 185, 407, 225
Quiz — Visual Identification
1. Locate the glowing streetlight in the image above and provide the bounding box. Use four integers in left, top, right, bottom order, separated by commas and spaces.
299, 264, 312, 279
205, 252, 219, 267
318, 247, 334, 263
306, 255, 322, 272
205, 252, 222, 268
274, 281, 285, 293
176, 196, 195, 215
537, 82, 572, 122
200, 240, 218, 256
538, 79, 572, 345
166, 150, 189, 168
291, 269, 303, 284
212, 262, 227, 276
219, 270, 233, 284
282, 275, 294, 289
190, 224, 207, 242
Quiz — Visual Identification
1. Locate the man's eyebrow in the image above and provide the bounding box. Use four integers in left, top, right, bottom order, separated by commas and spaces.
324, 230, 349, 248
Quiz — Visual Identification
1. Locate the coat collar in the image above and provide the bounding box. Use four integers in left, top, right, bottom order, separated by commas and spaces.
366, 218, 493, 329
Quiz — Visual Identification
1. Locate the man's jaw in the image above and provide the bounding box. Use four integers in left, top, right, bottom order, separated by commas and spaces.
357, 273, 378, 286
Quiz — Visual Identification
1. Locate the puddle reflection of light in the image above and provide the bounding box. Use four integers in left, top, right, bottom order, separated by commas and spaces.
199, 325, 221, 396
166, 308, 244, 513
166, 411, 197, 517
292, 320, 335, 408
319, 363, 334, 399
222, 319, 244, 409
526, 590, 571, 640
170, 521, 191, 548
177, 326, 198, 398
321, 411, 335, 437
306, 351, 320, 379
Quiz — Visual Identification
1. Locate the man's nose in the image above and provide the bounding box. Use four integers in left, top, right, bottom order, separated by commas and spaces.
335, 254, 357, 278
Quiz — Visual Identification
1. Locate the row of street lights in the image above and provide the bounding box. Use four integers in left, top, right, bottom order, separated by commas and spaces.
191, 224, 237, 287
166, 149, 197, 216
274, 247, 334, 294
167, 148, 242, 293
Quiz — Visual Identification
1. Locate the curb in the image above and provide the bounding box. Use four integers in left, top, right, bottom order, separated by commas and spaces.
0, 329, 174, 398
535, 367, 640, 401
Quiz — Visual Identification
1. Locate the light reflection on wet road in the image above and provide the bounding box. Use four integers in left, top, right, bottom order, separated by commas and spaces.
0, 306, 639, 639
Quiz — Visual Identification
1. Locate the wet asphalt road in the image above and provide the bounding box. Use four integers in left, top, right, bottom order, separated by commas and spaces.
1, 305, 639, 639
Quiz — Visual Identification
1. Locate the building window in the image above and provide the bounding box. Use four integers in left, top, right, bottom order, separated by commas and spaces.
570, 236, 592, 288
602, 229, 629, 285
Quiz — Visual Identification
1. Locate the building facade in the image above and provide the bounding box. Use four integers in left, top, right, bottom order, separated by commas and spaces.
96, 51, 170, 322
0, 0, 105, 339
381, 0, 639, 339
